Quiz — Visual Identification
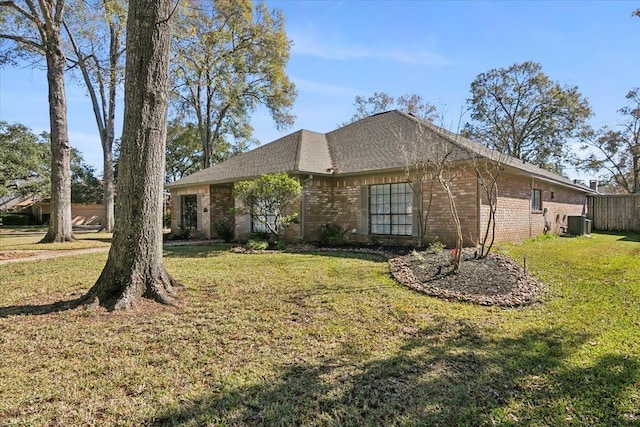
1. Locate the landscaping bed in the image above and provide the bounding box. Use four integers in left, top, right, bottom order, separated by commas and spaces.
388, 248, 544, 307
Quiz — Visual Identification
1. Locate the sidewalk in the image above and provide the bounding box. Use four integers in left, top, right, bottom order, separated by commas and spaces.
0, 240, 218, 265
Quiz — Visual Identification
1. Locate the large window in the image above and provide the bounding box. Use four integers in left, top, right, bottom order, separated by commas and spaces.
531, 189, 542, 211
251, 200, 276, 233
370, 183, 413, 235
181, 194, 198, 230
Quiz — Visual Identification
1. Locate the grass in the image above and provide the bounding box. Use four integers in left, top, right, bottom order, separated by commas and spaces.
0, 226, 112, 251
0, 233, 639, 425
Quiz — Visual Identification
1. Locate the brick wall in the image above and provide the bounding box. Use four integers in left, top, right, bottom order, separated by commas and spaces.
209, 184, 234, 239
178, 169, 588, 247
419, 171, 478, 247
170, 185, 210, 238
480, 173, 587, 244
232, 182, 304, 242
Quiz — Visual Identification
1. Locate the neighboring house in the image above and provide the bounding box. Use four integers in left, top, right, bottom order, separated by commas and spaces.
12, 199, 105, 226
166, 110, 594, 247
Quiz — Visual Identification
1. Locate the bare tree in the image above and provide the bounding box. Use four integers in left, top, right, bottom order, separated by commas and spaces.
576, 89, 640, 194
397, 125, 436, 248
83, 0, 179, 310
63, 0, 126, 232
469, 150, 509, 258
397, 116, 465, 273
344, 91, 438, 126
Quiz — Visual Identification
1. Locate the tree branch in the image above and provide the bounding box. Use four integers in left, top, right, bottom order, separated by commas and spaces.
0, 32, 44, 50
0, 0, 39, 23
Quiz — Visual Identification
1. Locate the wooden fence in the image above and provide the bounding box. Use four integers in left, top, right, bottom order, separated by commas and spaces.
588, 194, 640, 232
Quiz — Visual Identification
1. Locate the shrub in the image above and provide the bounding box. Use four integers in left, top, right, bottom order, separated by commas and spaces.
163, 226, 192, 241
212, 219, 235, 242
163, 209, 172, 228
1, 214, 30, 225
427, 238, 446, 253
320, 223, 347, 245
246, 239, 269, 251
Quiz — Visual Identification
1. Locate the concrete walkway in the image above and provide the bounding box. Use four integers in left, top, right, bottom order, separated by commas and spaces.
0, 247, 110, 265
0, 240, 218, 266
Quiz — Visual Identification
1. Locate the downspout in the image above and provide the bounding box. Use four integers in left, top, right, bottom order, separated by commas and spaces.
301, 175, 314, 241
529, 178, 534, 237
476, 178, 482, 247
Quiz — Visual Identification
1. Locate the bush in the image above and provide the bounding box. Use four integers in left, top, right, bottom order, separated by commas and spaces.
320, 223, 347, 245
427, 238, 445, 253
163, 226, 191, 241
246, 239, 269, 251
249, 231, 271, 242
212, 219, 235, 242
1, 214, 30, 225
163, 210, 171, 228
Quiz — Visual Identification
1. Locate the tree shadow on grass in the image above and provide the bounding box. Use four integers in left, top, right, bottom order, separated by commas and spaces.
162, 244, 231, 258
148, 317, 640, 426
590, 231, 640, 242
0, 296, 87, 318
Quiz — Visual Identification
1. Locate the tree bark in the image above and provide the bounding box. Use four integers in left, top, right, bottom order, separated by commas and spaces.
41, 21, 75, 243
84, 0, 180, 310
102, 145, 115, 232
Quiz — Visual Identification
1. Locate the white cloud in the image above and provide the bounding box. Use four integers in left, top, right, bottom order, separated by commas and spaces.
293, 78, 362, 98
291, 33, 451, 67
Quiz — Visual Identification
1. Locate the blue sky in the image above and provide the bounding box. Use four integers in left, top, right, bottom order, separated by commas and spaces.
0, 0, 638, 181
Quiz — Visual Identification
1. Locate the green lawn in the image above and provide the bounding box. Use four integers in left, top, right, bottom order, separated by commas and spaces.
0, 226, 112, 250
0, 233, 638, 426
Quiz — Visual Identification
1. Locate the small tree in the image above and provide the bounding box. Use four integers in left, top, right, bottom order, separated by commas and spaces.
470, 150, 509, 258
396, 116, 465, 273
397, 124, 436, 248
234, 173, 301, 239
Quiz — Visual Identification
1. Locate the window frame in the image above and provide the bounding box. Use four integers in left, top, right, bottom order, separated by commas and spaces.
369, 183, 413, 236
531, 188, 543, 212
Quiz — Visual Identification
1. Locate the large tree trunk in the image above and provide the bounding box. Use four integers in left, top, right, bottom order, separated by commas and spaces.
84, 0, 179, 310
41, 28, 75, 243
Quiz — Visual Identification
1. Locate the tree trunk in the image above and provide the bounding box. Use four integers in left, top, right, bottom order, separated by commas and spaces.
41, 28, 75, 243
102, 145, 115, 232
84, 0, 180, 310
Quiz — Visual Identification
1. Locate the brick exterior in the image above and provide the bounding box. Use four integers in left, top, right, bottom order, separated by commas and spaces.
480, 173, 587, 244
232, 182, 304, 242
171, 185, 210, 238
170, 169, 588, 247
209, 184, 234, 239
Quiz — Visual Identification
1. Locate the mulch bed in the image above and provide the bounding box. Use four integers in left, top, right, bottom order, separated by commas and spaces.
388, 248, 544, 307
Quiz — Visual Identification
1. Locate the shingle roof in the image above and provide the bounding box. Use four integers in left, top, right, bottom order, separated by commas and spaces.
166, 129, 332, 187
167, 110, 593, 194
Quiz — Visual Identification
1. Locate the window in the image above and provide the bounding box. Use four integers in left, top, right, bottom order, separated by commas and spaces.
252, 212, 276, 233
251, 200, 276, 233
370, 183, 413, 235
531, 189, 542, 211
181, 194, 198, 230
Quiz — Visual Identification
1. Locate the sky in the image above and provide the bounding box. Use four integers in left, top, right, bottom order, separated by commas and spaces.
1, 0, 639, 182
